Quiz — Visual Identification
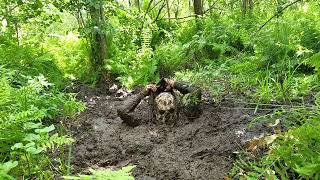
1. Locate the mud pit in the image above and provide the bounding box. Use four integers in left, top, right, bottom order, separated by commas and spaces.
67, 85, 265, 179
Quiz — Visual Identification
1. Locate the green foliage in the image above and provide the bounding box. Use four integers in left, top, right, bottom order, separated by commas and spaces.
107, 48, 158, 88
63, 165, 136, 180
0, 37, 65, 88
271, 119, 320, 178
154, 42, 188, 77
0, 67, 85, 178
0, 161, 18, 180
230, 105, 320, 179
44, 36, 91, 82
106, 23, 159, 88
1, 0, 320, 179
306, 51, 320, 73
9, 123, 74, 178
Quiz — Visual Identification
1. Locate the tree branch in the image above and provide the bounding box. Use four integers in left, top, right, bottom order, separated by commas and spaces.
158, 1, 224, 21
1, 4, 19, 21
203, 0, 224, 14
143, 0, 154, 19
152, 2, 166, 23
149, 0, 164, 13
255, 0, 302, 33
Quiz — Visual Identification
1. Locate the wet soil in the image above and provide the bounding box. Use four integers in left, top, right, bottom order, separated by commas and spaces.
66, 85, 266, 180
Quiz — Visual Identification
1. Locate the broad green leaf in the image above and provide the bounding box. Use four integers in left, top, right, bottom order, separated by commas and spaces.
26, 147, 43, 155
23, 133, 40, 142
35, 124, 55, 133
120, 165, 136, 173
0, 160, 18, 173
307, 52, 320, 70
11, 143, 24, 150
25, 142, 36, 148
24, 122, 42, 130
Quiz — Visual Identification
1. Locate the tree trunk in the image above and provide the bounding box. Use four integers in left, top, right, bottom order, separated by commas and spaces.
166, 0, 171, 24
193, 0, 203, 29
174, 0, 180, 19
89, 0, 107, 72
242, 0, 253, 17
193, 0, 203, 17
14, 21, 19, 45
135, 0, 140, 12
249, 0, 254, 15
241, 0, 247, 17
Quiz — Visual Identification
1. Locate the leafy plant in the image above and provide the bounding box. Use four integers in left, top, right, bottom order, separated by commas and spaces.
63, 165, 136, 180
0, 68, 85, 178
230, 105, 320, 179
0, 161, 18, 180
0, 37, 65, 88
10, 123, 74, 177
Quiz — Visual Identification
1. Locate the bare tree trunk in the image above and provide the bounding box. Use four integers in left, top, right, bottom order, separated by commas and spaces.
193, 0, 203, 17
249, 0, 254, 15
89, 0, 107, 72
166, 0, 171, 24
174, 0, 180, 19
14, 21, 19, 45
242, 0, 247, 17
193, 0, 203, 29
135, 0, 140, 12
242, 0, 254, 17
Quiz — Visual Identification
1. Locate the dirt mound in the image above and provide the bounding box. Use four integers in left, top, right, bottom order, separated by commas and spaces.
67, 88, 264, 179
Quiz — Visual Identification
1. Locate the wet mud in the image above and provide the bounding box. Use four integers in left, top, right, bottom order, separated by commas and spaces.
66, 85, 265, 179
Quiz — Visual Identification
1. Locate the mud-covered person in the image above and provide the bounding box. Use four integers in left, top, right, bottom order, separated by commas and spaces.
117, 78, 202, 127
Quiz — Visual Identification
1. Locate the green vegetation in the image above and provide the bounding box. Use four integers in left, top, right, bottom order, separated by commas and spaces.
63, 165, 136, 180
1, 0, 320, 179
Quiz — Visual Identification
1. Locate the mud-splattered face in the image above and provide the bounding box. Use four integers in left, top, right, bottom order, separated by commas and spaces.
155, 92, 177, 125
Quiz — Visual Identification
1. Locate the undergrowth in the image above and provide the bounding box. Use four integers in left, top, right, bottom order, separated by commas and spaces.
0, 64, 85, 178
0, 37, 65, 88
228, 101, 320, 179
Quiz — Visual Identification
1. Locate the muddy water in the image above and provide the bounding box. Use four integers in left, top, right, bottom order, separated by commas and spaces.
67, 86, 262, 179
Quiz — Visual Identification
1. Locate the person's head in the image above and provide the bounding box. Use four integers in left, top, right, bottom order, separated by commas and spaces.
155, 92, 177, 124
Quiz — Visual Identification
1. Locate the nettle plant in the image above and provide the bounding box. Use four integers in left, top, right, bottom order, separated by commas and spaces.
0, 70, 85, 178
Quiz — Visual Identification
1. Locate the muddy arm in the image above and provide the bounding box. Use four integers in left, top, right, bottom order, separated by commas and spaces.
173, 81, 202, 119
117, 89, 149, 126
173, 81, 202, 100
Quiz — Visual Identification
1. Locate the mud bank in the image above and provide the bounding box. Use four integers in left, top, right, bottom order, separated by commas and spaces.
66, 85, 264, 179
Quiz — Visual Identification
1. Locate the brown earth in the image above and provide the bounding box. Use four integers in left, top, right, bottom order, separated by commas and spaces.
66, 85, 267, 180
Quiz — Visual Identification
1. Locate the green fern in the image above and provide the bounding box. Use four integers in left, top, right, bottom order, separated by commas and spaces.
139, 27, 152, 55
306, 52, 320, 71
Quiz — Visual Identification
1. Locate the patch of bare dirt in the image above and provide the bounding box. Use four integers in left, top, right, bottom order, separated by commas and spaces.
66, 86, 265, 180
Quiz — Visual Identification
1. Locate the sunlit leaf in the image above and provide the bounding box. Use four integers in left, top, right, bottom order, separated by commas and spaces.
23, 133, 40, 142
26, 147, 43, 155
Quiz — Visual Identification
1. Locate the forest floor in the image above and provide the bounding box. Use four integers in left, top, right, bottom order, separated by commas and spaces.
65, 84, 269, 180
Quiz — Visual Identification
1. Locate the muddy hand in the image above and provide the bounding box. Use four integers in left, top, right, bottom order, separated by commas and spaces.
164, 78, 175, 91
146, 84, 157, 93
